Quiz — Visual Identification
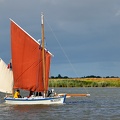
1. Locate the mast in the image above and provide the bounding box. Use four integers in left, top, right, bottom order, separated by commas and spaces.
41, 13, 46, 97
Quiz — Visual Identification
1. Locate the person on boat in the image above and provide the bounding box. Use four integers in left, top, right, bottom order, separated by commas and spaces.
28, 91, 34, 98
50, 89, 55, 97
7, 63, 12, 69
36, 92, 42, 96
7, 59, 12, 69
47, 90, 51, 97
39, 92, 42, 96
47, 89, 56, 97
10, 62, 12, 69
14, 89, 22, 98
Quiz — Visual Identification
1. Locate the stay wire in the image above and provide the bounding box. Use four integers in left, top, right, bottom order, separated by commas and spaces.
44, 17, 89, 94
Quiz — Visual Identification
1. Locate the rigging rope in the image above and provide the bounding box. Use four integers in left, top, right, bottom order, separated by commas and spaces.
44, 17, 89, 94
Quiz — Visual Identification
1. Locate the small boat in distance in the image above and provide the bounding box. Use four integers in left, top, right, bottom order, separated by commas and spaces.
3, 13, 66, 105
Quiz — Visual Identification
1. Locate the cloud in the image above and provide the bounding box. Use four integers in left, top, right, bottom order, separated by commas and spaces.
1, 0, 120, 77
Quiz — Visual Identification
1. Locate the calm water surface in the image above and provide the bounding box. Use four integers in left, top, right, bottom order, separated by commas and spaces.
0, 88, 120, 120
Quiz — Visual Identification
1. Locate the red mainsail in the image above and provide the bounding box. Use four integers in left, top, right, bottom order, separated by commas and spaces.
10, 19, 51, 92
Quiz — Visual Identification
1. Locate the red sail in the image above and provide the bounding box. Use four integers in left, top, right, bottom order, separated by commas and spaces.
10, 20, 51, 92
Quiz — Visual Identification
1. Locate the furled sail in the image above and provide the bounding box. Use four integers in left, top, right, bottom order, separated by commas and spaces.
10, 19, 51, 92
0, 58, 13, 93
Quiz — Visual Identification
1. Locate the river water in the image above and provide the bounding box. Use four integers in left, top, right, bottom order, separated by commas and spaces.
0, 88, 120, 120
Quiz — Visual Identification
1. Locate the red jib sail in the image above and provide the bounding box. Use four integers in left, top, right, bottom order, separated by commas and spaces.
10, 19, 51, 92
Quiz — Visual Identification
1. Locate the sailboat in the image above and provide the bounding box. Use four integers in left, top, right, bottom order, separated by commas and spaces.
0, 58, 13, 94
3, 13, 66, 105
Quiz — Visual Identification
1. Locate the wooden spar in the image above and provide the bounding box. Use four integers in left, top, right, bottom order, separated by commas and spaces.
67, 94, 90, 97
58, 93, 90, 98
41, 13, 46, 97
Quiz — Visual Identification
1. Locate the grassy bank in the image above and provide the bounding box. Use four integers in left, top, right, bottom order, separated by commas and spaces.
49, 78, 120, 87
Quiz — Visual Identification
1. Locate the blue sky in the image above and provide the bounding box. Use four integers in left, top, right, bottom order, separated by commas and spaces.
0, 0, 120, 77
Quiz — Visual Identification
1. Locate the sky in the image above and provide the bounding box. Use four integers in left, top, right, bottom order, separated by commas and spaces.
1, 0, 120, 77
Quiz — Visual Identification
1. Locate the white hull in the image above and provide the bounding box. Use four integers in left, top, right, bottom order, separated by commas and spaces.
4, 95, 66, 105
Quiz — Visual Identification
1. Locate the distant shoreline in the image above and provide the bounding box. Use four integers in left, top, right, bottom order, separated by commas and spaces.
49, 78, 120, 87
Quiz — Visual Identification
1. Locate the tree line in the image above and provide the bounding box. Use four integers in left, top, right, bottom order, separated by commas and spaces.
50, 74, 119, 79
